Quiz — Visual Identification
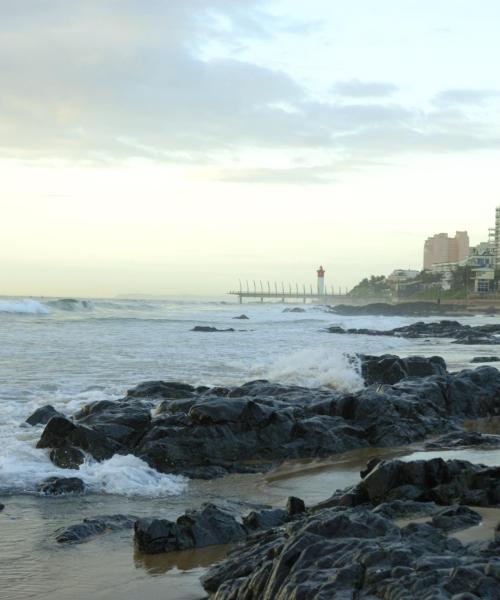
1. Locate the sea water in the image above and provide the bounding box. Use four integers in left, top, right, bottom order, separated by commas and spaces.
0, 297, 498, 599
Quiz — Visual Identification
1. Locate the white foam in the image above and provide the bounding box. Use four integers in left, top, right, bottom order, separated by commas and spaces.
0, 439, 187, 497
253, 347, 365, 392
0, 299, 49, 315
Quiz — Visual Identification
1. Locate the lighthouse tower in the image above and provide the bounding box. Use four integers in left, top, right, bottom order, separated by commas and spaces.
317, 265, 325, 295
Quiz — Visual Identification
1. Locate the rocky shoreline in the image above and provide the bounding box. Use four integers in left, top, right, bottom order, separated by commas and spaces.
29, 355, 500, 482
327, 319, 500, 345
21, 356, 500, 598
326, 302, 494, 317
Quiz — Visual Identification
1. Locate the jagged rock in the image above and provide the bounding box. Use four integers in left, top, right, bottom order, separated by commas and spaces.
425, 431, 500, 450
330, 458, 500, 508
327, 319, 500, 345
431, 505, 482, 531
134, 503, 247, 554
126, 381, 196, 399
37, 416, 121, 461
373, 499, 439, 519
32, 361, 500, 479
201, 504, 500, 599
49, 446, 85, 469
36, 477, 85, 495
361, 354, 447, 385
243, 508, 287, 531
55, 514, 136, 543
26, 405, 63, 426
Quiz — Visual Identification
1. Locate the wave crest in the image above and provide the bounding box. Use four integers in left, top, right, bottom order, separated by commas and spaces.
0, 299, 49, 315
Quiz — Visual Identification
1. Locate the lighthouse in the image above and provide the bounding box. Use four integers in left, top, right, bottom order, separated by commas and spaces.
317, 265, 325, 295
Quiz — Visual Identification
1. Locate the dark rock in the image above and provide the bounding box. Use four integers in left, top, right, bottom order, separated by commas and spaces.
432, 505, 482, 531
425, 431, 500, 450
26, 405, 63, 426
49, 446, 85, 469
233, 314, 249, 320
55, 514, 136, 543
134, 503, 247, 554
283, 307, 305, 313
32, 359, 500, 480
373, 500, 439, 519
286, 496, 306, 516
243, 508, 287, 531
328, 319, 500, 345
192, 326, 235, 332
0, 503, 4, 511
326, 302, 481, 317
471, 356, 500, 363
201, 502, 500, 599
361, 354, 447, 385
126, 381, 196, 400
333, 457, 500, 508
36, 476, 85, 495
37, 415, 122, 461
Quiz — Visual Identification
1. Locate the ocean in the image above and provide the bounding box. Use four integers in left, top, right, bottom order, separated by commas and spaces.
0, 296, 498, 599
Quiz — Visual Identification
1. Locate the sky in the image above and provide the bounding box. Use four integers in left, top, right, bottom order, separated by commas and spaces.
1, 0, 500, 297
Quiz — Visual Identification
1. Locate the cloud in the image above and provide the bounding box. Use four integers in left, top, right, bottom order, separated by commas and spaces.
432, 89, 500, 106
331, 80, 399, 98
0, 1, 499, 184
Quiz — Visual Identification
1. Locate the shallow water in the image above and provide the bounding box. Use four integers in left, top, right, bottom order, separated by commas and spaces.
0, 297, 499, 599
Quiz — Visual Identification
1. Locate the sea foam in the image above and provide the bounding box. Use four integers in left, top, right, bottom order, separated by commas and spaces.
0, 299, 49, 315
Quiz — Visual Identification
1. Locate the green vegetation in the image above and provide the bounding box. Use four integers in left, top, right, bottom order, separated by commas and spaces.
349, 275, 391, 298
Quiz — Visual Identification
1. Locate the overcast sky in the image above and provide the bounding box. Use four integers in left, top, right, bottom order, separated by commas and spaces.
1, 0, 500, 297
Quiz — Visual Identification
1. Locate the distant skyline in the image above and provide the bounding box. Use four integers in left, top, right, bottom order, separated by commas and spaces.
1, 1, 500, 296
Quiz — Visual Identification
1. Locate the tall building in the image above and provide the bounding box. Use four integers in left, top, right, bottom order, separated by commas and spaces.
423, 231, 469, 270
496, 206, 500, 270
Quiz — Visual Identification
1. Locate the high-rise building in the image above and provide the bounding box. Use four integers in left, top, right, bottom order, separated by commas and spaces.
495, 206, 500, 270
423, 231, 469, 270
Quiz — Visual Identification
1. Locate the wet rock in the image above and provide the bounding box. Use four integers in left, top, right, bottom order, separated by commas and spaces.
286, 496, 306, 516
283, 307, 305, 313
32, 360, 500, 479
0, 503, 4, 511
37, 416, 121, 461
55, 514, 136, 543
328, 319, 500, 345
49, 446, 85, 469
36, 476, 85, 495
425, 431, 500, 450
134, 503, 247, 554
126, 381, 196, 399
233, 314, 249, 320
471, 356, 500, 363
202, 503, 500, 599
191, 326, 235, 332
361, 354, 447, 385
26, 405, 63, 426
373, 500, 439, 519
243, 508, 287, 531
333, 458, 500, 508
432, 505, 482, 531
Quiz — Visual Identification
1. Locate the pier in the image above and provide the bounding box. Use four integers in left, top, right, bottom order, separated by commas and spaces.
228, 281, 349, 304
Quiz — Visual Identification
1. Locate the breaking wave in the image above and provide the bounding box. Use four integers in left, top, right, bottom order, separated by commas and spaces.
0, 299, 49, 315
253, 347, 365, 392
0, 439, 187, 497
46, 298, 94, 311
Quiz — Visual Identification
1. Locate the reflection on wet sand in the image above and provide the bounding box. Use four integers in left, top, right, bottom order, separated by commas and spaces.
134, 543, 235, 575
